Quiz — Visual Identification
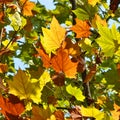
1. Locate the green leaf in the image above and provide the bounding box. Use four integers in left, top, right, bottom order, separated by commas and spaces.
73, 4, 97, 20
96, 23, 115, 57
66, 84, 85, 102
81, 106, 104, 120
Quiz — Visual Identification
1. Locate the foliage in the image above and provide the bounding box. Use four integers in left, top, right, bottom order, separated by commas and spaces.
0, 0, 120, 119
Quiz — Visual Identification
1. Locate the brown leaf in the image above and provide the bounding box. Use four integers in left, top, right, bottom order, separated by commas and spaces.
84, 64, 96, 83
52, 72, 65, 86
110, 0, 120, 13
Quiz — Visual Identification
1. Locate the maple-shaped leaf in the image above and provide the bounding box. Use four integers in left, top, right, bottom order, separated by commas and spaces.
7, 69, 41, 104
70, 18, 91, 38
0, 63, 8, 73
41, 16, 66, 54
31, 106, 55, 120
20, 0, 35, 16
66, 84, 85, 101
51, 48, 78, 78
0, 94, 24, 120
81, 106, 104, 120
88, 0, 100, 6
111, 103, 120, 120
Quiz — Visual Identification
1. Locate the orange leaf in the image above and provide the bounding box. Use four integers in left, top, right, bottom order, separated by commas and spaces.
51, 48, 78, 78
0, 95, 25, 120
0, 63, 8, 73
36, 48, 51, 68
54, 110, 64, 120
20, 0, 35, 16
111, 103, 120, 120
70, 18, 91, 38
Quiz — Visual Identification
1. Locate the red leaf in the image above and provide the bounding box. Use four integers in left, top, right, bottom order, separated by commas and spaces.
0, 95, 25, 120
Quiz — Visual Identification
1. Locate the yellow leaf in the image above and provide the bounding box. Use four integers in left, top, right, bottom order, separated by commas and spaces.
39, 71, 51, 91
20, 0, 35, 16
88, 0, 100, 6
7, 69, 41, 104
81, 106, 104, 120
0, 63, 8, 73
41, 16, 66, 55
2, 40, 18, 51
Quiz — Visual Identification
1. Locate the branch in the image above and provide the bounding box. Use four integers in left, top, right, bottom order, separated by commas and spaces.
69, 0, 76, 25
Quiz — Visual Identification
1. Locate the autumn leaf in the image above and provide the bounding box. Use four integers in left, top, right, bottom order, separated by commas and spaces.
70, 18, 91, 38
0, 95, 24, 120
54, 110, 64, 120
63, 38, 81, 57
41, 16, 66, 54
0, 63, 8, 73
84, 64, 96, 83
111, 103, 120, 120
81, 106, 104, 120
110, 0, 120, 13
35, 48, 51, 68
0, 0, 13, 3
31, 106, 53, 120
20, 0, 35, 16
88, 0, 100, 6
51, 48, 78, 78
66, 84, 85, 101
7, 69, 42, 104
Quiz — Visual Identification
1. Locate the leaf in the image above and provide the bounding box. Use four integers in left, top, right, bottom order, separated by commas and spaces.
0, 95, 24, 120
0, 63, 8, 73
92, 14, 107, 28
73, 4, 97, 20
2, 39, 18, 51
0, 0, 13, 3
7, 69, 42, 104
111, 103, 120, 120
84, 64, 96, 83
31, 106, 53, 120
110, 0, 120, 13
63, 38, 81, 57
96, 23, 120, 57
88, 0, 100, 6
66, 84, 85, 102
8, 12, 27, 31
70, 18, 91, 38
51, 48, 78, 78
35, 48, 51, 68
20, 0, 35, 16
41, 16, 66, 54
81, 106, 104, 120
54, 110, 64, 120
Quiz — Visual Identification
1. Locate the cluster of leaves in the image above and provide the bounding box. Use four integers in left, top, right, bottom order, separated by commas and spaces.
0, 0, 120, 119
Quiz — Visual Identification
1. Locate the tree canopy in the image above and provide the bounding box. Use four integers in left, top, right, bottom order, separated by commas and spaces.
0, 0, 120, 120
